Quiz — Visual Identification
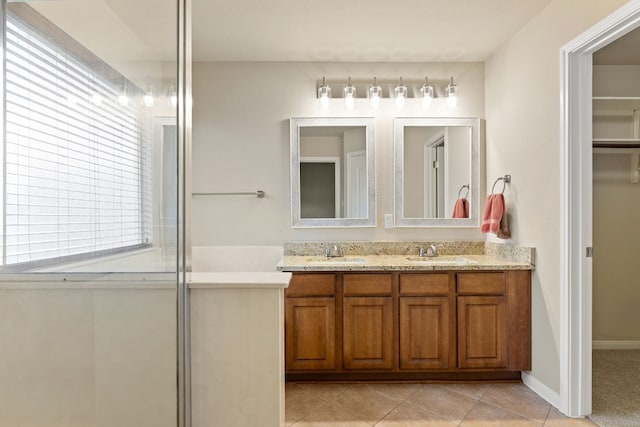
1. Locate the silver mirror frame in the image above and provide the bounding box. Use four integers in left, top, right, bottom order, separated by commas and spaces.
394, 117, 480, 227
290, 117, 376, 228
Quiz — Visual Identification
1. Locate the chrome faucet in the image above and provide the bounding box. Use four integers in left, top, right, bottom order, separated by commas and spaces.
416, 244, 439, 257
324, 244, 343, 258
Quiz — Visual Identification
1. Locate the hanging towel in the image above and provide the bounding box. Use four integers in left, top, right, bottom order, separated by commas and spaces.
480, 194, 504, 234
497, 198, 511, 239
452, 198, 469, 218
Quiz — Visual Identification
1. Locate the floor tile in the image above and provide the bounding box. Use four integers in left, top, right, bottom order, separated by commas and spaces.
366, 383, 422, 400
460, 402, 542, 426
480, 383, 551, 423
331, 384, 405, 425
294, 383, 356, 402
405, 384, 477, 424
292, 402, 372, 427
544, 407, 599, 426
436, 383, 491, 400
376, 401, 459, 427
286, 386, 327, 425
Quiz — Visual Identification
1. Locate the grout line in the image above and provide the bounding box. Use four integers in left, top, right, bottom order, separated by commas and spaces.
477, 398, 550, 425
457, 399, 479, 426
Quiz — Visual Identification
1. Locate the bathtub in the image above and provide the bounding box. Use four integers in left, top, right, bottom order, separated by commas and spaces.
189, 246, 291, 427
0, 245, 290, 427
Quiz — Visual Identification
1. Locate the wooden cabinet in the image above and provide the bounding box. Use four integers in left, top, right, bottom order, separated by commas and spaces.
285, 274, 336, 371
343, 273, 394, 370
457, 295, 507, 369
284, 269, 531, 380
398, 273, 453, 370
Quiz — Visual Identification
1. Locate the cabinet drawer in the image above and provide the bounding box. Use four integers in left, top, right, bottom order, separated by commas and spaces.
287, 274, 335, 297
399, 274, 449, 296
343, 274, 392, 296
457, 272, 506, 295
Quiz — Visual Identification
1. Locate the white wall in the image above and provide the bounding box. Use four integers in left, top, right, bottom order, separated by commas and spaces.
485, 0, 628, 394
191, 62, 485, 245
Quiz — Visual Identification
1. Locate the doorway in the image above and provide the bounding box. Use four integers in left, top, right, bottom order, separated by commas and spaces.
560, 0, 640, 418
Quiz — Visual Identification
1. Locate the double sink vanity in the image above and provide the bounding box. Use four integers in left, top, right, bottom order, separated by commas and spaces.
278, 241, 534, 382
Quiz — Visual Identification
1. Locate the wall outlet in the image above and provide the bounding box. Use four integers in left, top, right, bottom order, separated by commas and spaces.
384, 214, 394, 229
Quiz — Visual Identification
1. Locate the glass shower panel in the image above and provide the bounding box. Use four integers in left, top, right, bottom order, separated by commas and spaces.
0, 1, 182, 426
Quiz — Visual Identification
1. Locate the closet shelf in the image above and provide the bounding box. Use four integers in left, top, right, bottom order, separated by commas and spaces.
593, 97, 640, 114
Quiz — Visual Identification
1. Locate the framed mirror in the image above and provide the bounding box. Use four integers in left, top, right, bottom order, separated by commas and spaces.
290, 117, 376, 227
394, 117, 480, 227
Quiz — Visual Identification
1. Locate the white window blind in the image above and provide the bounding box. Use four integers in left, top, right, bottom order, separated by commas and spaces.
3, 14, 149, 265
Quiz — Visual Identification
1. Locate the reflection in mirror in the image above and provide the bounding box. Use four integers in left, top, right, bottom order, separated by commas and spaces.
394, 118, 480, 227
291, 118, 376, 227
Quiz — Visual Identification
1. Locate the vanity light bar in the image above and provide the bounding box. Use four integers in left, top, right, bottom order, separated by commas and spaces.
316, 76, 459, 109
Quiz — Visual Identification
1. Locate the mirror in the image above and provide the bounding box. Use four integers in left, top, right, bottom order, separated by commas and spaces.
394, 117, 480, 227
290, 117, 376, 227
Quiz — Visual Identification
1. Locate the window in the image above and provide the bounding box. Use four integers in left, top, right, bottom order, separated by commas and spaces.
2, 10, 150, 265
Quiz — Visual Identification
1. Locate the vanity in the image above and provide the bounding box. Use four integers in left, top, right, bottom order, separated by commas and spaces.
285, 114, 530, 381
278, 243, 534, 381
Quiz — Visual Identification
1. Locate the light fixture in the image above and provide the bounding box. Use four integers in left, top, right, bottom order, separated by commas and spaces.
343, 76, 356, 109
142, 83, 155, 107
117, 84, 129, 107
369, 77, 382, 108
394, 77, 407, 108
168, 85, 178, 107
446, 76, 458, 108
420, 77, 434, 109
318, 76, 331, 109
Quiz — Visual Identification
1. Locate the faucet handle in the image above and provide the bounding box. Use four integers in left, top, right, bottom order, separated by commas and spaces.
324, 247, 331, 258
415, 245, 426, 257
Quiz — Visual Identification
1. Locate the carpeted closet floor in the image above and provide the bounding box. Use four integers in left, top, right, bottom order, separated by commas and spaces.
591, 350, 640, 426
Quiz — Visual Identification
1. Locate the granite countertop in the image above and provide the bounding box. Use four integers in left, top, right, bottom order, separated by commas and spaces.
277, 254, 534, 272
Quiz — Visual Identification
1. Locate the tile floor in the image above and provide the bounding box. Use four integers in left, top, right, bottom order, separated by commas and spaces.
286, 382, 599, 426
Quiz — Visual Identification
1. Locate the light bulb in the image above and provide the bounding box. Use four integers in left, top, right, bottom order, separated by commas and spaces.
168, 85, 178, 107
420, 77, 434, 109
369, 77, 382, 108
318, 76, 331, 109
143, 93, 154, 107
142, 83, 155, 107
394, 77, 407, 108
446, 77, 458, 108
343, 77, 356, 109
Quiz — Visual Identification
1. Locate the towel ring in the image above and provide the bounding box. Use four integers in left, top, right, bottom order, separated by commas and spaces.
458, 184, 469, 198
491, 174, 511, 194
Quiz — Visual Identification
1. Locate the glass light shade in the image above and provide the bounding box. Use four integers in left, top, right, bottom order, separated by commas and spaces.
318, 85, 331, 109
369, 84, 382, 108
420, 84, 434, 108
394, 84, 407, 108
344, 84, 356, 109
168, 85, 178, 107
143, 93, 154, 107
447, 84, 458, 108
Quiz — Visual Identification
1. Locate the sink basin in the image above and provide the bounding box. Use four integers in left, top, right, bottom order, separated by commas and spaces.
306, 257, 368, 265
405, 256, 477, 265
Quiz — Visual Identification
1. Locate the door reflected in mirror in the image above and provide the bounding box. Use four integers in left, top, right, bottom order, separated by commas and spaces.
291, 118, 376, 227
394, 118, 480, 227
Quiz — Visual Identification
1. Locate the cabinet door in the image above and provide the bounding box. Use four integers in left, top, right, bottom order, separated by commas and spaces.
286, 297, 335, 371
457, 296, 508, 369
343, 297, 393, 370
399, 297, 450, 369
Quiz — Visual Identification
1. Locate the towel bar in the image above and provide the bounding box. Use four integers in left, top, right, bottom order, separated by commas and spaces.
491, 175, 511, 194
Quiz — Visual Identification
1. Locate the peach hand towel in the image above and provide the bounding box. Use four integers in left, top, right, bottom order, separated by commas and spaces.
452, 198, 469, 218
480, 194, 504, 234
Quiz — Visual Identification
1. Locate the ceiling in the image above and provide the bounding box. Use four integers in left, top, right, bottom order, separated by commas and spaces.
192, 0, 554, 62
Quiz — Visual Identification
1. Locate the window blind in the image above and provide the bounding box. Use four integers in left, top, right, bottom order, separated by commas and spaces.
4, 15, 149, 264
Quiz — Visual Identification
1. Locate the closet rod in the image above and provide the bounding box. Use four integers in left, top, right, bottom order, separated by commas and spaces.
593, 143, 640, 149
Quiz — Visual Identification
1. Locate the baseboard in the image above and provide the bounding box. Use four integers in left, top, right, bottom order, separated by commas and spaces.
521, 372, 561, 409
592, 340, 640, 350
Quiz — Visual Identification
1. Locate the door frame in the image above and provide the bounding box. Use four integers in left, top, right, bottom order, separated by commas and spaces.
560, 0, 640, 417
346, 150, 366, 217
